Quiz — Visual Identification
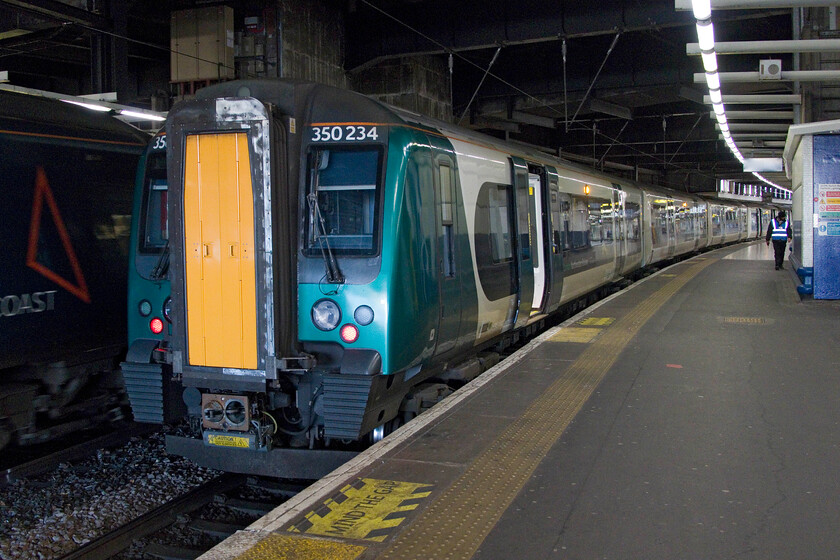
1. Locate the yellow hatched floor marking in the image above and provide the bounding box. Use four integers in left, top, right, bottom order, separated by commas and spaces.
287, 478, 433, 542
549, 327, 603, 343
234, 533, 365, 560
720, 316, 770, 324
578, 317, 615, 326
379, 257, 717, 560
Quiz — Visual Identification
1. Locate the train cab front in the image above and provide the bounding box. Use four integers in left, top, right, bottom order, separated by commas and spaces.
161, 84, 409, 475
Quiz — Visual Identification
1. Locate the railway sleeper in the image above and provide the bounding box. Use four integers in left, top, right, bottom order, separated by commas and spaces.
187, 518, 245, 539
143, 542, 204, 560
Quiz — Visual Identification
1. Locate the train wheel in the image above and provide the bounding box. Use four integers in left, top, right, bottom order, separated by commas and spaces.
368, 415, 405, 444
369, 424, 386, 443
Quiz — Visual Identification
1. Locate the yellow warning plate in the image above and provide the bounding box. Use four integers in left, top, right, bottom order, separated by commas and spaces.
549, 327, 603, 343
205, 433, 252, 449
235, 533, 365, 560
288, 478, 433, 542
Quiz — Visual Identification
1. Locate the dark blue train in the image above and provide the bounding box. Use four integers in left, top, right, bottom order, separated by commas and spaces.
0, 90, 148, 450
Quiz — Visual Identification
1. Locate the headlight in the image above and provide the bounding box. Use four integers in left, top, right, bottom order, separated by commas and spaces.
139, 300, 152, 317
354, 305, 374, 326
312, 299, 341, 331
163, 296, 172, 323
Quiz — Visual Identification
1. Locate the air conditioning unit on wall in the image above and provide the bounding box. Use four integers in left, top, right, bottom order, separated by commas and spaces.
760, 59, 782, 80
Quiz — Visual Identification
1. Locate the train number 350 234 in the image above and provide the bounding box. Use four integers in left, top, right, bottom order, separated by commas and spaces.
311, 125, 379, 142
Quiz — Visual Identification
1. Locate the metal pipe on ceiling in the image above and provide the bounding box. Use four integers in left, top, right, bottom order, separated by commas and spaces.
687, 38, 840, 55
676, 0, 840, 10
711, 110, 794, 119
737, 149, 783, 155
716, 122, 790, 131
721, 139, 787, 147
703, 94, 801, 103
694, 70, 840, 83
728, 132, 789, 138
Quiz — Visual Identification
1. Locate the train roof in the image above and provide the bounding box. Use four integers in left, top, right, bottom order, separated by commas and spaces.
0, 89, 150, 148
383, 98, 712, 203
191, 78, 405, 127
184, 79, 748, 207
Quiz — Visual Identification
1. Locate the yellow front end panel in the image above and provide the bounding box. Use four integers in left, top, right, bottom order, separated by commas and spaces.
183, 133, 258, 369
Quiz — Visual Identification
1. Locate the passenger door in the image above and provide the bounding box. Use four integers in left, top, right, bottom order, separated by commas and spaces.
612, 185, 627, 276
182, 132, 258, 369
544, 166, 564, 312
510, 157, 535, 330
528, 165, 546, 314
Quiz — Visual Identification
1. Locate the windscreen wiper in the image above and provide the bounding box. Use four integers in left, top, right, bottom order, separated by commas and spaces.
151, 238, 170, 280
308, 154, 344, 285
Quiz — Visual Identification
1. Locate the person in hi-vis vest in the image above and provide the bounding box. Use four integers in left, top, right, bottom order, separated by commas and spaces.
765, 210, 793, 270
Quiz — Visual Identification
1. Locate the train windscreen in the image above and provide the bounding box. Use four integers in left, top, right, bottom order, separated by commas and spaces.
305, 146, 382, 256
140, 152, 168, 253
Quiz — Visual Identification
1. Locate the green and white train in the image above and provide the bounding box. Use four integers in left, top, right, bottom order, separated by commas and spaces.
122, 79, 770, 478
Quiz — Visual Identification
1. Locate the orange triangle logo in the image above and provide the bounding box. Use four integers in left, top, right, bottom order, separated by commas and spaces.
26, 166, 91, 303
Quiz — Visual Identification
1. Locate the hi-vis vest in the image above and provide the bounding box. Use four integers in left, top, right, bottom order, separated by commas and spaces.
771, 219, 788, 240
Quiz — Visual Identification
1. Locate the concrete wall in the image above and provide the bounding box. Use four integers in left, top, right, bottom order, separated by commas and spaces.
351, 56, 453, 123
277, 0, 348, 89
232, 3, 452, 122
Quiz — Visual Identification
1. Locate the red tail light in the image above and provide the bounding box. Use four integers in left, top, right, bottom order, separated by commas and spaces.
340, 324, 359, 343
150, 317, 164, 334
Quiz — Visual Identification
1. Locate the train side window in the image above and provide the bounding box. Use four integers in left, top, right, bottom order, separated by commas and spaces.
588, 201, 602, 245
549, 185, 561, 254
558, 194, 573, 252
488, 184, 514, 263
650, 197, 669, 247
568, 195, 590, 250
439, 162, 456, 278
711, 210, 722, 236
474, 182, 517, 301
625, 201, 641, 242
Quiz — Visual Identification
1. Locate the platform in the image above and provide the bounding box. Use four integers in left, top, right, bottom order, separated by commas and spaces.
199, 241, 840, 560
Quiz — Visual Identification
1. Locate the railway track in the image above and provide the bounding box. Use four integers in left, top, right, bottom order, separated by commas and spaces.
0, 423, 158, 488
56, 474, 306, 560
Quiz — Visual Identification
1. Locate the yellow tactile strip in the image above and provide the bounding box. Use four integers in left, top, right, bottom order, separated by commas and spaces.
379, 258, 717, 560
234, 533, 366, 560
548, 327, 603, 343
578, 317, 615, 326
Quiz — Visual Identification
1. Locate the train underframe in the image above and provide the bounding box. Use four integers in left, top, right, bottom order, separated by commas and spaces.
0, 347, 129, 451
159, 314, 553, 479
159, 266, 685, 478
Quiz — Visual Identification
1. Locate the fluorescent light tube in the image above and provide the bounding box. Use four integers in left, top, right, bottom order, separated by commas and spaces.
692, 0, 711, 20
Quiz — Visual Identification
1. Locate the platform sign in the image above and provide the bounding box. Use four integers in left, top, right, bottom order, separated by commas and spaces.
817, 184, 840, 235
812, 136, 840, 299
